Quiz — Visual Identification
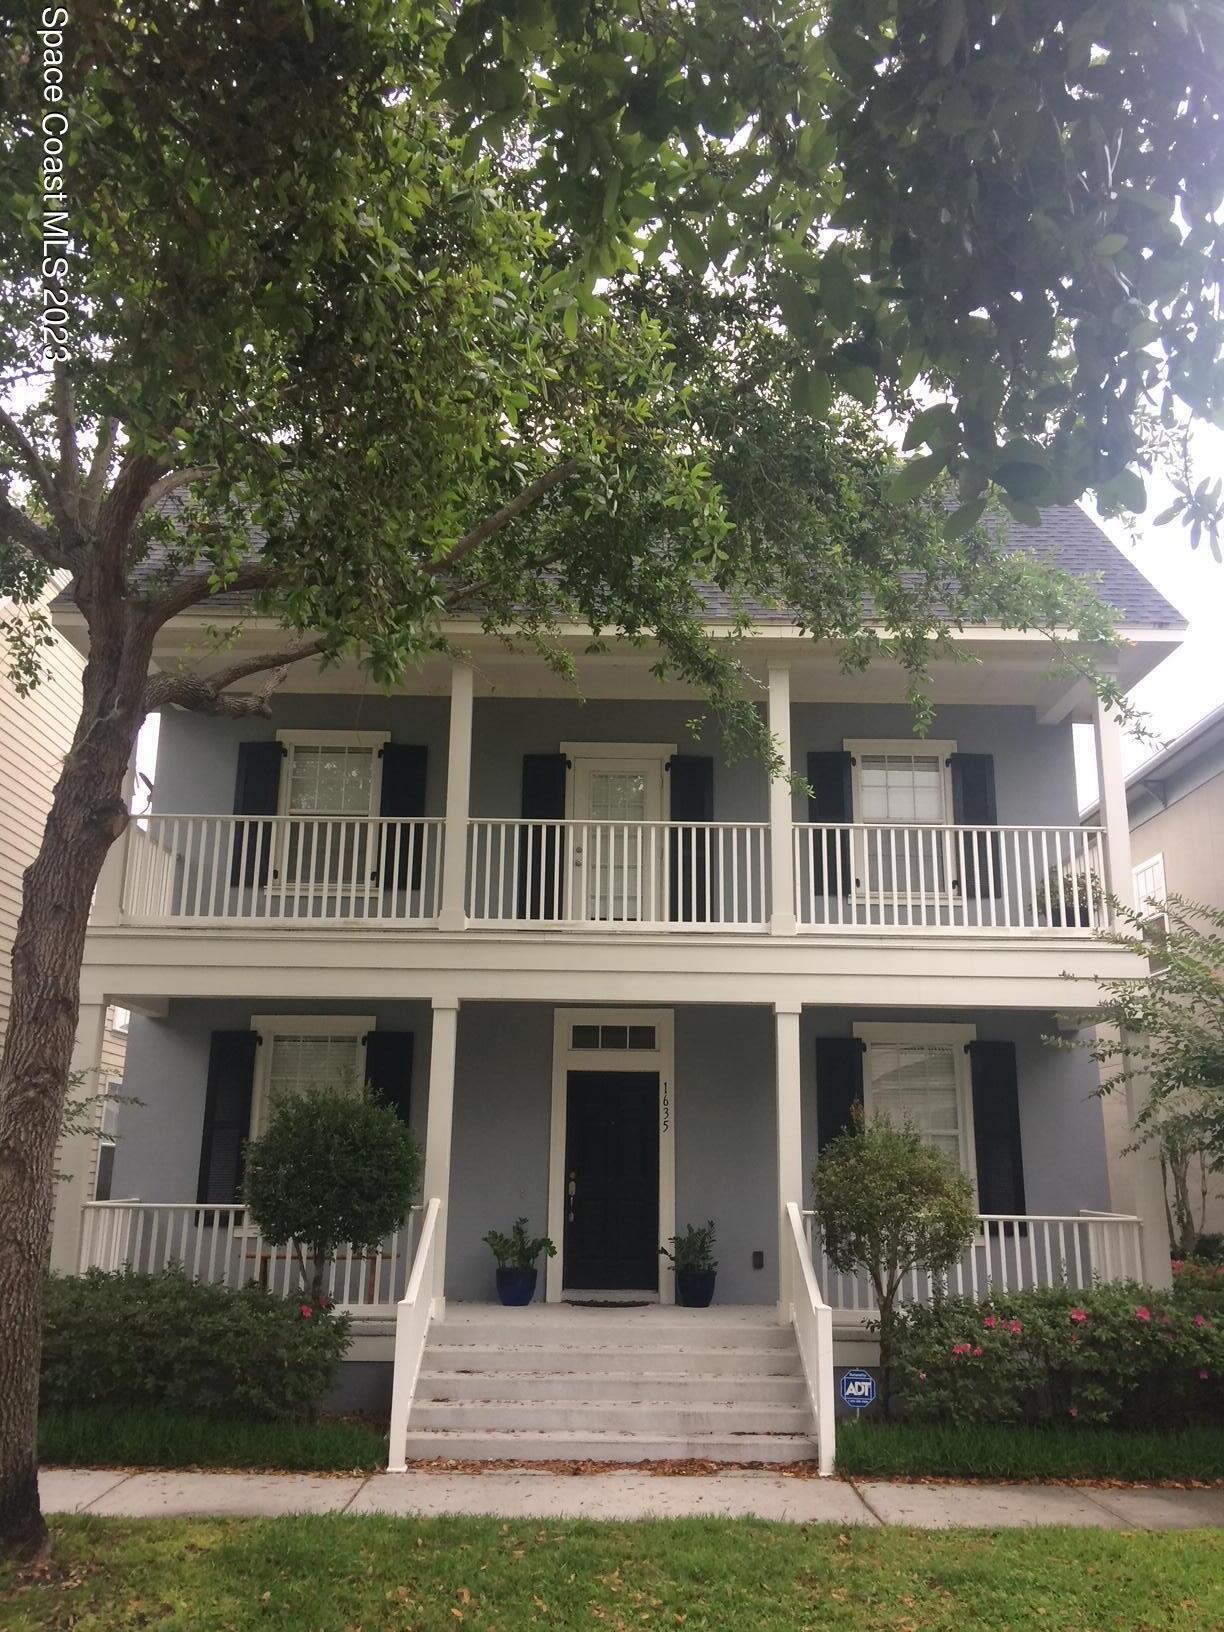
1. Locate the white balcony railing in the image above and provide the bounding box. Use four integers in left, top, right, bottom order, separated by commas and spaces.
794, 823, 1108, 933
114, 814, 1112, 937
802, 1210, 1144, 1313
120, 815, 444, 924
78, 1201, 421, 1310
465, 819, 770, 929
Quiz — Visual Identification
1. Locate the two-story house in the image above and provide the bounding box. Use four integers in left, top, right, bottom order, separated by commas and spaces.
1086, 703, 1224, 1240
47, 506, 1182, 1472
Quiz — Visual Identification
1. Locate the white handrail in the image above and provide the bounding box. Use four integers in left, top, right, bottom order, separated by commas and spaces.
387, 1196, 441, 1473
784, 1201, 835, 1477
793, 822, 1109, 933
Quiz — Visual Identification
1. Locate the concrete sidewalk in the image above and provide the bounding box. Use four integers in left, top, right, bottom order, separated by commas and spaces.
38, 1468, 1224, 1530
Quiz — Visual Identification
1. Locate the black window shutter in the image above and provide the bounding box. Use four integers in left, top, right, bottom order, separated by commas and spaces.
968, 1040, 1025, 1217
518, 753, 568, 919
807, 751, 854, 895
950, 753, 1000, 900
815, 1036, 865, 1154
230, 741, 281, 886
364, 1030, 414, 1125
197, 1030, 258, 1205
668, 755, 714, 922
378, 745, 428, 889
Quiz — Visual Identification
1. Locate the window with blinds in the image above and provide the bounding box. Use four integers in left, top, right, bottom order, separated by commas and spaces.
866, 1042, 963, 1167
258, 1033, 364, 1133
858, 754, 946, 823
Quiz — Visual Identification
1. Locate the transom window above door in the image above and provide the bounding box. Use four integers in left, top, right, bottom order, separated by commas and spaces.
276, 731, 388, 818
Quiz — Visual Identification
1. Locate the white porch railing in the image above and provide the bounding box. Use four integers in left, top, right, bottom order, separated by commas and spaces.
78, 1201, 421, 1310
387, 1196, 441, 1473
465, 819, 770, 929
803, 1209, 1144, 1313
120, 815, 445, 924
784, 1201, 835, 1476
793, 823, 1109, 932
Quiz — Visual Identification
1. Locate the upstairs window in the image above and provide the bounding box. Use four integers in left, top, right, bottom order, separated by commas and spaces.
1132, 852, 1169, 966
847, 741, 956, 827
276, 731, 388, 820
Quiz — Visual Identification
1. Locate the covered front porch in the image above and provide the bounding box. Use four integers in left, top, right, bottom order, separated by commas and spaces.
74, 995, 1151, 1316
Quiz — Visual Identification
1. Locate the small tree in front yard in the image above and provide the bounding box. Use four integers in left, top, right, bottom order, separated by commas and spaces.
244, 1086, 422, 1308
812, 1113, 977, 1407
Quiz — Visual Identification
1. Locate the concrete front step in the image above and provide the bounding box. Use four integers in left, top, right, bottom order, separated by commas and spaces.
434, 1317, 794, 1350
417, 1369, 807, 1405
411, 1399, 811, 1434
423, 1342, 802, 1377
401, 1427, 818, 1464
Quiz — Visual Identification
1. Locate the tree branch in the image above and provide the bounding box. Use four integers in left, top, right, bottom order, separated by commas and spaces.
143, 635, 330, 716
81, 417, 118, 528
53, 365, 81, 533
93, 453, 166, 578
0, 407, 59, 517
140, 562, 281, 630
139, 466, 215, 516
0, 490, 76, 572
432, 458, 580, 573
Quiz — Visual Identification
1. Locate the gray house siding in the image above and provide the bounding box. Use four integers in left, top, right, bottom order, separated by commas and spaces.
110, 998, 1108, 1305
148, 693, 1077, 831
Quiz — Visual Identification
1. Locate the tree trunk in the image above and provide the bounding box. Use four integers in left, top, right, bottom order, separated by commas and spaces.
0, 645, 145, 1559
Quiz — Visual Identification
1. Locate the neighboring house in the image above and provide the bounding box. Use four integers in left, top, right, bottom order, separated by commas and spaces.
47, 506, 1182, 1469
1086, 703, 1224, 1238
0, 588, 127, 1205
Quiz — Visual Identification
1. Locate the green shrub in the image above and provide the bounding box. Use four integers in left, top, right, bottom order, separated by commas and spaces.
42, 1271, 349, 1420
1172, 1256, 1224, 1316
890, 1283, 1224, 1429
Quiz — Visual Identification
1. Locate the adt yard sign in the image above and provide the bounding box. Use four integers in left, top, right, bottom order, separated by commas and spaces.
839, 1369, 876, 1410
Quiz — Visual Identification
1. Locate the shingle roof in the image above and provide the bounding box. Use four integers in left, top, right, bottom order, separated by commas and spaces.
57, 501, 1185, 630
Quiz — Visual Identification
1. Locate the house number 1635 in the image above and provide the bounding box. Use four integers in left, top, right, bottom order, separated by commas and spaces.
661, 1082, 670, 1133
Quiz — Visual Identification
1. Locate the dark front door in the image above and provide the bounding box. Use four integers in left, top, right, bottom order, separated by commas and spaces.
563, 1071, 659, 1290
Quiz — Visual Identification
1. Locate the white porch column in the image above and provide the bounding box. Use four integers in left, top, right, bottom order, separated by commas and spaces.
1093, 691, 1134, 913
1097, 1021, 1173, 1289
438, 660, 474, 932
774, 1001, 804, 1319
47, 1002, 108, 1272
767, 664, 797, 936
422, 997, 460, 1310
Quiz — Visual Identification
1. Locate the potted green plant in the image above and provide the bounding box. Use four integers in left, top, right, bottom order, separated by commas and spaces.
483, 1218, 556, 1306
1035, 863, 1103, 928
661, 1221, 718, 1307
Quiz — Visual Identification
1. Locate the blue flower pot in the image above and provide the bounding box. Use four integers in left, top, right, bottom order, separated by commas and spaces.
676, 1269, 716, 1308
495, 1267, 539, 1306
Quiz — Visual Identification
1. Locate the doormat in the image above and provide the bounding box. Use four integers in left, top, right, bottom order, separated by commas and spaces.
564, 1298, 652, 1309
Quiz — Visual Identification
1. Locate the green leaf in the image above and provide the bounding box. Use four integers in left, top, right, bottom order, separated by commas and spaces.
996, 460, 1054, 504
936, 0, 966, 67
562, 301, 578, 342
998, 492, 1044, 527
888, 453, 945, 504
1152, 501, 1185, 527
1093, 234, 1129, 257
1100, 467, 1147, 514
671, 221, 707, 275
943, 497, 987, 539
791, 368, 832, 420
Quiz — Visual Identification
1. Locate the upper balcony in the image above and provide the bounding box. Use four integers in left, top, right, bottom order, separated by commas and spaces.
118, 809, 1109, 939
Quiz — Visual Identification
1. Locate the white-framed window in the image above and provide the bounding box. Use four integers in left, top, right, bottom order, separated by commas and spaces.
1132, 851, 1169, 962
855, 1021, 977, 1186
107, 1005, 130, 1035
845, 740, 957, 826
275, 730, 389, 819
94, 1077, 123, 1202
249, 1014, 374, 1138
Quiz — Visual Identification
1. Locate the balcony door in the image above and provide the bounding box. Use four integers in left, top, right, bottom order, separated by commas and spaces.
565, 745, 670, 923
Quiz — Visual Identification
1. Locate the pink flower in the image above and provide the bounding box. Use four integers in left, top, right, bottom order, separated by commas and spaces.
972, 1345, 984, 1357
918, 1372, 927, 1382
299, 1304, 313, 1318
1171, 1259, 1184, 1273
1200, 1370, 1211, 1381
1069, 1307, 1089, 1324
1195, 1314, 1208, 1328
1069, 1407, 1079, 1419
1006, 1319, 1023, 1335
951, 1343, 971, 1357
1134, 1306, 1152, 1323
983, 1315, 997, 1329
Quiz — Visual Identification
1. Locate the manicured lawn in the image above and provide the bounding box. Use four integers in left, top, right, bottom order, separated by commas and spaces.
836, 1420, 1224, 1483
38, 1409, 387, 1473
4, 1516, 1223, 1630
